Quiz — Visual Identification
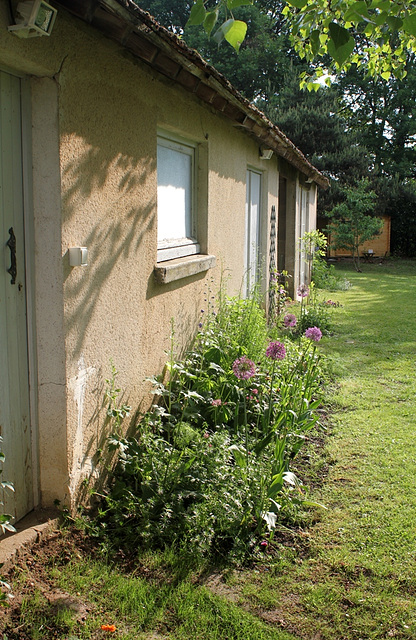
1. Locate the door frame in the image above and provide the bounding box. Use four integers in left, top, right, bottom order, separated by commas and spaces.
1, 66, 40, 514
21, 75, 40, 511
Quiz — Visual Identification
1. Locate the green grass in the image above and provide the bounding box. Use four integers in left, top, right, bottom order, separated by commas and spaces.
234, 259, 416, 639
6, 258, 416, 639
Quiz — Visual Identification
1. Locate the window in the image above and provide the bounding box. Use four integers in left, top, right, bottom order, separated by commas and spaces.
298, 186, 310, 286
244, 169, 262, 296
157, 134, 200, 262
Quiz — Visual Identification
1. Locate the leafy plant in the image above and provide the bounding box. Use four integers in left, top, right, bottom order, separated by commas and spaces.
0, 438, 15, 606
91, 295, 327, 561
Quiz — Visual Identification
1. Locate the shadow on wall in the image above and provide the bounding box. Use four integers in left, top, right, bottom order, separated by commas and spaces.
61, 140, 156, 359
62, 145, 151, 212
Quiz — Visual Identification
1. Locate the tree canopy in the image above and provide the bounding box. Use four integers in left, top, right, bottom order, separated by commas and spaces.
187, 0, 416, 87
137, 0, 416, 256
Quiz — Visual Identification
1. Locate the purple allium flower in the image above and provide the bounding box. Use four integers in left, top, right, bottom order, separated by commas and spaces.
283, 313, 297, 328
305, 326, 322, 342
232, 356, 256, 380
266, 341, 286, 361
297, 283, 310, 298
211, 399, 222, 407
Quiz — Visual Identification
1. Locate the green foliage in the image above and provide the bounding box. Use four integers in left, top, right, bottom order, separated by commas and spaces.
187, 0, 416, 82
0, 438, 15, 537
299, 230, 352, 291
104, 361, 131, 435
139, 0, 297, 102
294, 301, 332, 336
91, 295, 326, 561
387, 180, 416, 256
326, 179, 383, 271
339, 63, 416, 183
311, 259, 352, 291
269, 269, 292, 322
0, 437, 15, 606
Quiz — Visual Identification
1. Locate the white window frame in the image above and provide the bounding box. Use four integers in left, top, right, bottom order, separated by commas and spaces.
244, 168, 262, 297
298, 185, 310, 287
157, 133, 200, 262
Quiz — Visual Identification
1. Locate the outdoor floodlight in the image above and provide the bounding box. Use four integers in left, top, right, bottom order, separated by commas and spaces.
259, 147, 273, 160
8, 0, 57, 38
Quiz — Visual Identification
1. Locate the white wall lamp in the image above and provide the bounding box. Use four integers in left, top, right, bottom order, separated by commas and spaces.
69, 247, 88, 267
259, 147, 274, 160
8, 0, 57, 38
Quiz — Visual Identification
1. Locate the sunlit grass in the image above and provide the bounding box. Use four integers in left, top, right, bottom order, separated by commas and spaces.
6, 258, 416, 639
233, 259, 416, 639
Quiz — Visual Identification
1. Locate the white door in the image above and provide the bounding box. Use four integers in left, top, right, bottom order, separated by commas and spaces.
0, 70, 33, 524
245, 169, 261, 296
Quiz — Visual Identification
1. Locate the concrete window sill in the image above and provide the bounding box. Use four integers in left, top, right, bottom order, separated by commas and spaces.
154, 254, 216, 284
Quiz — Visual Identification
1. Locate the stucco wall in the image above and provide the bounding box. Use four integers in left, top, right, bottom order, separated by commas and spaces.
1, 6, 290, 510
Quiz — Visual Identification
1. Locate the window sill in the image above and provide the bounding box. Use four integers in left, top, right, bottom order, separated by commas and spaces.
154, 254, 216, 285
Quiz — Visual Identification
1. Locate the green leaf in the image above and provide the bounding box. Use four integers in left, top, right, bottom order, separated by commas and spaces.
227, 0, 253, 8
285, 0, 308, 8
229, 444, 247, 468
204, 10, 218, 36
222, 19, 248, 52
370, 0, 391, 10
309, 29, 321, 55
302, 499, 328, 509
254, 431, 274, 455
344, 1, 372, 23
403, 13, 416, 37
186, 0, 206, 26
267, 473, 284, 498
0, 514, 13, 523
328, 22, 352, 48
328, 22, 355, 66
386, 15, 403, 31
204, 347, 222, 364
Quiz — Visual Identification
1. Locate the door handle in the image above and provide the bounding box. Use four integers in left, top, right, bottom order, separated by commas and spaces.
6, 227, 17, 285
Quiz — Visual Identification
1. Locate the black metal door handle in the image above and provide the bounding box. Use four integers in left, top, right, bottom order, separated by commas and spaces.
6, 227, 17, 285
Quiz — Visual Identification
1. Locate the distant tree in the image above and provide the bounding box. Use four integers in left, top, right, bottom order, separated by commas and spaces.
326, 180, 383, 271
138, 0, 192, 31
339, 60, 416, 182
260, 74, 370, 214
137, 0, 298, 101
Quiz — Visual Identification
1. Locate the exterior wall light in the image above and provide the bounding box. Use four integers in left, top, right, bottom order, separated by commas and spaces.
69, 247, 88, 267
8, 0, 57, 38
259, 147, 273, 160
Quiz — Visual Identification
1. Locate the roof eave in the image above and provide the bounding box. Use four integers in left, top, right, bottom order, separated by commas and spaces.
53, 0, 329, 189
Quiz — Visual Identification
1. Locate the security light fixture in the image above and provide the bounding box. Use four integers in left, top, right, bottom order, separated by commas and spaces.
8, 0, 57, 38
69, 247, 88, 267
259, 147, 273, 160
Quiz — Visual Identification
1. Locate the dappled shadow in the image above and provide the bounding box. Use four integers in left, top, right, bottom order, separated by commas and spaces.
63, 199, 155, 358
60, 128, 156, 358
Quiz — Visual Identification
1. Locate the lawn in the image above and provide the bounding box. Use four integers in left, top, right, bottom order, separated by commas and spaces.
2, 258, 416, 639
